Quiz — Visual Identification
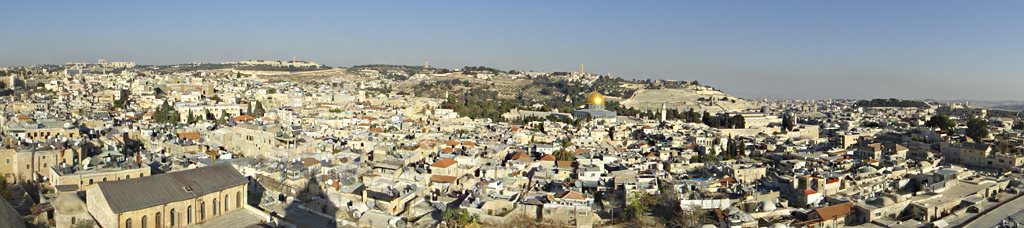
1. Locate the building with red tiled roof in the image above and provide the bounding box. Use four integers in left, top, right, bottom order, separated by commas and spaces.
798, 202, 854, 227
539, 154, 556, 161
510, 153, 532, 162
443, 140, 460, 147
430, 174, 457, 183
177, 132, 201, 141
430, 158, 458, 176
234, 115, 256, 121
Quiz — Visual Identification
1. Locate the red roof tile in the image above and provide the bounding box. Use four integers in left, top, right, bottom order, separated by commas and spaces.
430, 158, 457, 168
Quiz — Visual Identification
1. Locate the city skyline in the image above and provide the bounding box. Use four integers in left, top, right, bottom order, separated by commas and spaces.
3, 1, 1024, 100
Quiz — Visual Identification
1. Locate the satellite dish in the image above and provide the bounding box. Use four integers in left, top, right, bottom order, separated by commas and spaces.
366, 200, 376, 208
82, 157, 93, 170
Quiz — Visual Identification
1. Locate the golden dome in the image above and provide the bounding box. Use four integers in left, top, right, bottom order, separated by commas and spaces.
585, 92, 605, 105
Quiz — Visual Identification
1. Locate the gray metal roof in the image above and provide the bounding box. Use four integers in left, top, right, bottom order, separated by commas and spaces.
95, 163, 246, 213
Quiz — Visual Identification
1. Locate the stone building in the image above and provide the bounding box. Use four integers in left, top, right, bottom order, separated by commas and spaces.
86, 163, 247, 228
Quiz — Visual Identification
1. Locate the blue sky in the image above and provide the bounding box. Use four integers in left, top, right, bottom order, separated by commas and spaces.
3, 1, 1023, 100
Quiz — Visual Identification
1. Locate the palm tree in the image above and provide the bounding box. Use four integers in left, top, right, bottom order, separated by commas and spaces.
554, 138, 576, 161
554, 149, 575, 161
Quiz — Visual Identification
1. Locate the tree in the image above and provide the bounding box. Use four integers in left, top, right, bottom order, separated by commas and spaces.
112, 89, 130, 110
169, 110, 180, 123
0, 175, 10, 200
966, 116, 990, 141
622, 191, 662, 226
729, 115, 746, 129
204, 109, 213, 120
701, 111, 712, 126
441, 208, 479, 227
782, 113, 795, 131
253, 101, 266, 117
1013, 120, 1024, 130
554, 149, 575, 161
187, 110, 197, 124
926, 114, 957, 132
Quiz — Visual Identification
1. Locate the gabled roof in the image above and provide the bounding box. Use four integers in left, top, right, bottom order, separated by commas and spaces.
430, 158, 457, 168
234, 115, 256, 121
540, 154, 557, 161
510, 153, 532, 162
443, 140, 460, 146
555, 191, 586, 200
93, 163, 246, 213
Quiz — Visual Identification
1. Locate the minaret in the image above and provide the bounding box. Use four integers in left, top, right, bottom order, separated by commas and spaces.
425, 61, 430, 68
661, 103, 667, 122
580, 64, 584, 74
293, 55, 296, 62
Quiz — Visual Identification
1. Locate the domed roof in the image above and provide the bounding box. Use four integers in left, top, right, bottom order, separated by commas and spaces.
761, 200, 777, 211
870, 197, 896, 207
585, 92, 605, 105
858, 166, 878, 173
54, 193, 87, 214
726, 206, 741, 214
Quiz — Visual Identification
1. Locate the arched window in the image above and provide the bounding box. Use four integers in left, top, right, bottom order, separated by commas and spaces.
224, 195, 230, 211
199, 202, 205, 221
126, 175, 130, 179
89, 179, 93, 185
103, 177, 107, 182
188, 205, 193, 224
71, 217, 76, 224
169, 209, 176, 227
126, 218, 132, 228
155, 212, 162, 228
236, 192, 242, 209
213, 198, 219, 216
141, 215, 147, 228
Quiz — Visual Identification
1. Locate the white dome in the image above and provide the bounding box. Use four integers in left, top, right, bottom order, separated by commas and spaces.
761, 200, 777, 211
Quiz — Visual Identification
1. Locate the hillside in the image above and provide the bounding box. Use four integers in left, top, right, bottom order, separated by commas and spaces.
621, 87, 760, 113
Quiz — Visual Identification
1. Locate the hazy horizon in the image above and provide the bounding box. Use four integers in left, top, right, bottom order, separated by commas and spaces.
3, 1, 1024, 101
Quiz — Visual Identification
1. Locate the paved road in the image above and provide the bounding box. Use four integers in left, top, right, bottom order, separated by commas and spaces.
965, 194, 1024, 228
